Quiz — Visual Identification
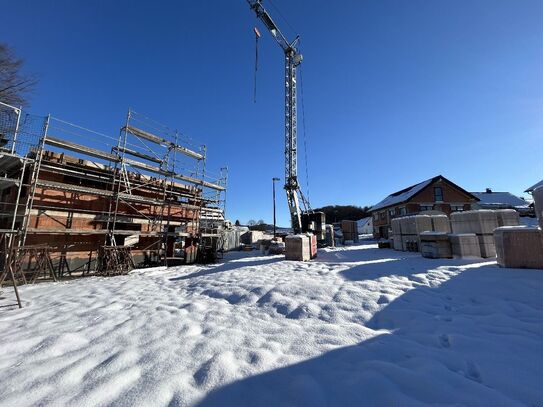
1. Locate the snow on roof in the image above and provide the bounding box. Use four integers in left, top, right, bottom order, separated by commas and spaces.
357, 217, 371, 227
525, 179, 543, 193
471, 191, 528, 208
370, 178, 434, 212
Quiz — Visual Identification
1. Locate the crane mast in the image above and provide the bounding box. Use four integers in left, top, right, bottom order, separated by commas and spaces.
247, 0, 308, 233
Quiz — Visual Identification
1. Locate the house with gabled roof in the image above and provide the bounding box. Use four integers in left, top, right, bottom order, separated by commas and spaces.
369, 175, 479, 238
471, 188, 529, 210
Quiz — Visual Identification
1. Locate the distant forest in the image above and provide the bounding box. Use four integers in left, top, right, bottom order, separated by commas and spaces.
312, 205, 371, 223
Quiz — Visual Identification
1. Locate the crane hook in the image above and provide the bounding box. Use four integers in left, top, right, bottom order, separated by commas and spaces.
253, 27, 261, 103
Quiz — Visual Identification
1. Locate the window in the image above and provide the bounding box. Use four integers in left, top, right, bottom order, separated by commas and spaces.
373, 213, 379, 221
420, 205, 433, 211
434, 186, 444, 202
399, 206, 407, 216
380, 212, 386, 220
388, 209, 395, 218
451, 205, 464, 212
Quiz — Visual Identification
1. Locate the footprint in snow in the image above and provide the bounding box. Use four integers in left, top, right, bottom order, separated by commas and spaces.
465, 360, 482, 382
439, 334, 451, 348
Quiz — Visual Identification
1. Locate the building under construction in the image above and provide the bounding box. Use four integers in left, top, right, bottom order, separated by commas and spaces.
0, 102, 227, 279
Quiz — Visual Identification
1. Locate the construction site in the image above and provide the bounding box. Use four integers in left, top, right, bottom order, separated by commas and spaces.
0, 102, 230, 293
0, 0, 334, 308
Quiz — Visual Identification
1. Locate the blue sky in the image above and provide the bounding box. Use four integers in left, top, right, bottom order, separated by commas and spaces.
2, 0, 543, 226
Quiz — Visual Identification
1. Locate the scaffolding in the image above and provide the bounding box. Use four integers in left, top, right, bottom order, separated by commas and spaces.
0, 105, 228, 280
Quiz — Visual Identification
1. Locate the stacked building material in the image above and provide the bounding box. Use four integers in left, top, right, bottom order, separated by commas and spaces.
220, 228, 242, 251
431, 215, 451, 233
285, 234, 310, 261
341, 220, 359, 243
420, 232, 452, 259
391, 215, 436, 252
324, 224, 335, 248
241, 230, 264, 245
308, 234, 318, 259
494, 227, 543, 269
401, 215, 432, 252
449, 233, 481, 258
450, 210, 498, 258
391, 218, 403, 251
534, 186, 543, 229
495, 209, 520, 227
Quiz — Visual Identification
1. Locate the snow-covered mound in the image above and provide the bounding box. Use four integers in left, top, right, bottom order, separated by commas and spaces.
1, 243, 542, 406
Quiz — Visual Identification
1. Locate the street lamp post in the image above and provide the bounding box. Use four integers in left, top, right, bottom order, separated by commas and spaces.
272, 177, 280, 239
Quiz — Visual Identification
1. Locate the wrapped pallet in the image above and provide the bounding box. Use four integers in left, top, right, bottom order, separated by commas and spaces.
420, 232, 452, 259
534, 186, 543, 229
449, 233, 481, 258
402, 215, 432, 235
341, 220, 359, 243
308, 233, 318, 259
285, 234, 311, 261
450, 210, 498, 234
392, 234, 403, 251
494, 226, 543, 269
431, 215, 451, 233
325, 224, 335, 247
391, 218, 402, 235
495, 209, 520, 227
450, 210, 498, 258
390, 218, 402, 250
478, 234, 497, 258
241, 230, 265, 245
403, 215, 432, 252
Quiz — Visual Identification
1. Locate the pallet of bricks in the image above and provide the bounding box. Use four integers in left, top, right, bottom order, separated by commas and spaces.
391, 210, 521, 260
493, 186, 543, 269
450, 209, 519, 258
341, 220, 359, 244
391, 214, 450, 253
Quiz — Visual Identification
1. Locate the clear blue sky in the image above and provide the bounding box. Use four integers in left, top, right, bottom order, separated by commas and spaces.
2, 0, 542, 226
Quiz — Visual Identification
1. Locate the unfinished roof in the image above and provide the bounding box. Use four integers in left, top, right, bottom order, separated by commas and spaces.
525, 179, 543, 193
370, 175, 478, 212
471, 191, 528, 208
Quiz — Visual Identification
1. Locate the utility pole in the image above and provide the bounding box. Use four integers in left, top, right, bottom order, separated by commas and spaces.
272, 177, 280, 239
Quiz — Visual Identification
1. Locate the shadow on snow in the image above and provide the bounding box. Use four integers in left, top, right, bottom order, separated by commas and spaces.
195, 249, 543, 406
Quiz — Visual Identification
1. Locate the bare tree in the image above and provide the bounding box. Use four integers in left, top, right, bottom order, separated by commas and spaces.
0, 43, 37, 107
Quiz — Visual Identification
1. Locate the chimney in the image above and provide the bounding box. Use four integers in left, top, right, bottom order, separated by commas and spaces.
486, 188, 492, 194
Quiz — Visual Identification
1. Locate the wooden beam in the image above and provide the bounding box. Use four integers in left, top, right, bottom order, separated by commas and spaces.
45, 136, 119, 163
122, 125, 204, 160
112, 146, 163, 164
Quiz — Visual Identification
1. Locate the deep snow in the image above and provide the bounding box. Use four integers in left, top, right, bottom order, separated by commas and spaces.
1, 243, 543, 406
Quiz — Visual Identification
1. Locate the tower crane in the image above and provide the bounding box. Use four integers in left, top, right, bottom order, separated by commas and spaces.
246, 0, 311, 234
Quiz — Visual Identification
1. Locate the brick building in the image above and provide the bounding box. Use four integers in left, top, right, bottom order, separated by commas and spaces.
370, 175, 479, 238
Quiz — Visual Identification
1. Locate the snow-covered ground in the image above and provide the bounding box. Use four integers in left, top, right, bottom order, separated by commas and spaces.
1, 242, 543, 406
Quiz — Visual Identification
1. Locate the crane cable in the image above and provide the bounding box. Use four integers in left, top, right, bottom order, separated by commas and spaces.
299, 62, 311, 206
253, 27, 261, 103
